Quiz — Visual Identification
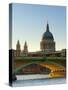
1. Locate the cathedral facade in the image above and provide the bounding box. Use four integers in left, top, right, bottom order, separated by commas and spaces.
12, 23, 66, 57
40, 23, 55, 53
15, 23, 56, 56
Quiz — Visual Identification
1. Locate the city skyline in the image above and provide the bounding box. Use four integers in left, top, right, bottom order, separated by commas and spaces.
12, 3, 66, 52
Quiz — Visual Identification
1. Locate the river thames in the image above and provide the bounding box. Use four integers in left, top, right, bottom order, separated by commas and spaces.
13, 74, 66, 87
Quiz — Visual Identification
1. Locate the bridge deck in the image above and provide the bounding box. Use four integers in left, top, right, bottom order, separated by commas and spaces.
13, 56, 66, 78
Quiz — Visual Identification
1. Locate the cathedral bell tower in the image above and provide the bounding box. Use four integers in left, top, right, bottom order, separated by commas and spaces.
16, 40, 21, 56
23, 41, 28, 55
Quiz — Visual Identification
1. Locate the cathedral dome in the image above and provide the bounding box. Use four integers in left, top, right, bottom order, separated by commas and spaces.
42, 23, 54, 40
40, 23, 55, 52
42, 31, 54, 40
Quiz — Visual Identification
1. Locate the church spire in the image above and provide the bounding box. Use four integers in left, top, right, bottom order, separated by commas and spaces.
23, 41, 28, 55
24, 41, 27, 48
46, 22, 49, 32
16, 40, 20, 50
16, 40, 21, 56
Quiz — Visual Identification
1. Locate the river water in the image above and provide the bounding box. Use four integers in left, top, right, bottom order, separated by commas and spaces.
13, 74, 66, 87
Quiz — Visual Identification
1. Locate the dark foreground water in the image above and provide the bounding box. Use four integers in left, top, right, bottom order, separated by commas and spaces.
12, 74, 66, 87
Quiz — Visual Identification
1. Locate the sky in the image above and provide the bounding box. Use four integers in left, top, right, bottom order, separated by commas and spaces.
11, 3, 66, 52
